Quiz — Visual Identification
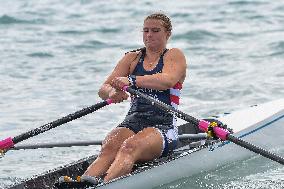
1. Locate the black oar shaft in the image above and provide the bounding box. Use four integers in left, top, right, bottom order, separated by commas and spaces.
126, 87, 199, 126
227, 134, 284, 165
124, 87, 284, 165
12, 101, 109, 144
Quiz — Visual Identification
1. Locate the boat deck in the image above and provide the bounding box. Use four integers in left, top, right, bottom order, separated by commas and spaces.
9, 122, 208, 189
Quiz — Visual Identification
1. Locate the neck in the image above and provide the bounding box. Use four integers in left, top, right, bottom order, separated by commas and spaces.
145, 47, 166, 60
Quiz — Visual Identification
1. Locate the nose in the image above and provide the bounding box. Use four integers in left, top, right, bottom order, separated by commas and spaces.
146, 31, 153, 37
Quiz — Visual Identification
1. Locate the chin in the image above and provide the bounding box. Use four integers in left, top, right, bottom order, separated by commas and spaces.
145, 43, 157, 49
147, 45, 162, 51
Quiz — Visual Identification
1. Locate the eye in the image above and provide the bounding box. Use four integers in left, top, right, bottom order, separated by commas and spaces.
151, 28, 161, 33
143, 28, 149, 33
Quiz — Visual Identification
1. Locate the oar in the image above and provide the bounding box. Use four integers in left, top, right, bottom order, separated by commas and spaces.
0, 99, 112, 153
11, 140, 103, 150
123, 86, 284, 165
11, 133, 207, 150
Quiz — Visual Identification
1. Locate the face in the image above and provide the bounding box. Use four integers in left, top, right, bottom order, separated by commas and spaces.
143, 19, 170, 50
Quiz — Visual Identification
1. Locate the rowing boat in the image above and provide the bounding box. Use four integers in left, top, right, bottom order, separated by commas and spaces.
7, 98, 284, 189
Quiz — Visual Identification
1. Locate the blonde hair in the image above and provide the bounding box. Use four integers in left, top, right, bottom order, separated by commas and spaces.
144, 12, 172, 33
125, 13, 172, 55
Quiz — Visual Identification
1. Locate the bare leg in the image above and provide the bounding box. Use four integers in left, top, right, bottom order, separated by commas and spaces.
104, 127, 163, 182
83, 127, 135, 177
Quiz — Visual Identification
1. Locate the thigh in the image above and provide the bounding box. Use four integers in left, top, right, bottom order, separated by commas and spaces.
102, 127, 135, 151
124, 127, 163, 162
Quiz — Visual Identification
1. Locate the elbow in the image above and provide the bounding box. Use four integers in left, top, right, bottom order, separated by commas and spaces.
162, 75, 179, 89
159, 80, 177, 90
158, 73, 181, 89
167, 81, 177, 89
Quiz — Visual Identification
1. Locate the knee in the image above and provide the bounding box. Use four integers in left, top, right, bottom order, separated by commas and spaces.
99, 128, 135, 157
99, 140, 120, 157
118, 140, 140, 158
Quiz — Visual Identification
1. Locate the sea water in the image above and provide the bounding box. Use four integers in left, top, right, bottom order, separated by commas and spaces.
0, 0, 283, 188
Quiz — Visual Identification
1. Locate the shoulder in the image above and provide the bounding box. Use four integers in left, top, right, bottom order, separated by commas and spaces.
120, 51, 141, 63
167, 48, 184, 54
165, 48, 186, 62
167, 48, 184, 55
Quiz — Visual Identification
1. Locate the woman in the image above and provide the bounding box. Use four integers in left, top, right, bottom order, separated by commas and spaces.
83, 12, 187, 183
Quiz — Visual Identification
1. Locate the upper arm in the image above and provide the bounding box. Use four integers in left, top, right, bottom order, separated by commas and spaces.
103, 52, 139, 85
162, 48, 187, 85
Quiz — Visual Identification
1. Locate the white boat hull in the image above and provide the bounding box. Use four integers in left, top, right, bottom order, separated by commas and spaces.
100, 99, 284, 189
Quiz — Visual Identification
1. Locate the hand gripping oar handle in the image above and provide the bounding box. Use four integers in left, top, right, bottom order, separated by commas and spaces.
123, 86, 200, 126
0, 99, 112, 151
123, 86, 284, 165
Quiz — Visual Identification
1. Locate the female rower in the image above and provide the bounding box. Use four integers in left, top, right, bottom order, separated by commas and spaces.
83, 12, 187, 183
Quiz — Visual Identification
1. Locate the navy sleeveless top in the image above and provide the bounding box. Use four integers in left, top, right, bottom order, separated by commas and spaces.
127, 49, 182, 124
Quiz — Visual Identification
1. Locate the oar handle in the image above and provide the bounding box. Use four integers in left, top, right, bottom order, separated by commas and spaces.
0, 99, 112, 151
0, 137, 14, 151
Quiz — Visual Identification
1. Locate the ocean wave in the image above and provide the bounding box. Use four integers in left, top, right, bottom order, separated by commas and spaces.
74, 40, 120, 49
268, 41, 284, 57
173, 29, 219, 41
95, 27, 121, 33
74, 40, 107, 49
270, 41, 284, 51
27, 52, 54, 58
228, 0, 268, 6
57, 29, 93, 35
0, 14, 45, 25
0, 15, 26, 24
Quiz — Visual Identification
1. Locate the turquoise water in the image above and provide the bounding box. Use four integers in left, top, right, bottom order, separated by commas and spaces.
0, 0, 283, 188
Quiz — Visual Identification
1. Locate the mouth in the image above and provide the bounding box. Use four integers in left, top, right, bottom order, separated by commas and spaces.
145, 39, 155, 43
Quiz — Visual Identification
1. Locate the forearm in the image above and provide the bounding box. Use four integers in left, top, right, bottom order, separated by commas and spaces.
135, 73, 177, 90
